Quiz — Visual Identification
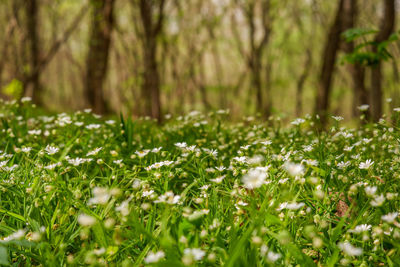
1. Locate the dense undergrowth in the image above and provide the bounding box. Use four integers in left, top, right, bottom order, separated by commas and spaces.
1, 99, 400, 266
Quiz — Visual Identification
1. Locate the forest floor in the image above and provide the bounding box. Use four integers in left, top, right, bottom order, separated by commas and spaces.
0, 100, 400, 266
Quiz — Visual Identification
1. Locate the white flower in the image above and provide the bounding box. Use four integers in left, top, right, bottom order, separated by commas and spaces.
21, 147, 32, 153
146, 161, 174, 170
142, 190, 154, 198
337, 161, 350, 169
144, 251, 165, 264
93, 247, 106, 256
77, 214, 96, 227
283, 162, 304, 177
332, 116, 344, 121
267, 251, 281, 262
382, 212, 398, 223
21, 97, 32, 103
68, 157, 90, 166
233, 156, 247, 164
0, 160, 9, 168
116, 199, 131, 217
152, 147, 162, 153
135, 150, 150, 158
210, 175, 225, 183
242, 169, 267, 189
86, 147, 102, 156
88, 187, 111, 205
348, 224, 372, 234
215, 166, 226, 172
365, 186, 377, 197
260, 140, 272, 146
86, 124, 101, 130
44, 163, 59, 170
154, 191, 181, 204
358, 104, 369, 111
276, 202, 305, 211
183, 248, 205, 261
291, 118, 305, 125
338, 241, 363, 256
175, 142, 187, 148
359, 159, 374, 170
45, 145, 59, 155
370, 194, 385, 207
28, 129, 41, 135
1, 229, 26, 241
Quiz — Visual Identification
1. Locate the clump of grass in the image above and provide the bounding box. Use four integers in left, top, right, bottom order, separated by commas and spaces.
1, 99, 400, 266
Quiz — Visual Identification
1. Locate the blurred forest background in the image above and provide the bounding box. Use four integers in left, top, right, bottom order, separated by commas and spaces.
0, 0, 399, 126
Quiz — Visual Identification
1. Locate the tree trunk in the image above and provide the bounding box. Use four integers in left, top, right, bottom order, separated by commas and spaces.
296, 49, 312, 117
25, 0, 41, 105
315, 0, 345, 127
342, 0, 370, 121
142, 41, 161, 121
370, 0, 395, 121
251, 57, 263, 114
138, 0, 164, 122
85, 0, 115, 114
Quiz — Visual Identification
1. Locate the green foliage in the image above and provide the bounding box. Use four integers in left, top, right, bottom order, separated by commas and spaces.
0, 101, 400, 265
1, 79, 23, 99
342, 28, 399, 66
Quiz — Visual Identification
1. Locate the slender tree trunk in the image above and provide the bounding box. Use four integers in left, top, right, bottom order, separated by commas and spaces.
138, 0, 164, 122
342, 0, 370, 121
142, 41, 161, 120
25, 0, 41, 105
85, 0, 115, 114
370, 0, 395, 121
315, 0, 345, 127
296, 49, 312, 117
251, 56, 263, 114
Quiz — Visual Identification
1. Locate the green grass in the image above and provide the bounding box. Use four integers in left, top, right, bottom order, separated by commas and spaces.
0, 99, 400, 266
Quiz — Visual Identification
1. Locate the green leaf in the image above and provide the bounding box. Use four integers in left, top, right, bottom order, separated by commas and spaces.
0, 246, 9, 266
342, 28, 377, 42
2, 79, 23, 99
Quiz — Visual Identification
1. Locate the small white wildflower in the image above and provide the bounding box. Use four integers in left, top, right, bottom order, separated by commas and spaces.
175, 142, 187, 148
142, 190, 154, 197
21, 97, 32, 103
21, 147, 32, 153
267, 251, 281, 262
86, 124, 101, 130
2, 229, 26, 241
86, 147, 102, 156
88, 187, 111, 205
242, 169, 267, 189
365, 186, 377, 197
183, 248, 205, 261
332, 116, 344, 121
45, 145, 59, 155
338, 241, 363, 256
277, 202, 305, 211
337, 161, 350, 169
382, 212, 398, 223
210, 175, 225, 184
77, 214, 96, 227
359, 159, 374, 170
135, 150, 150, 158
283, 162, 304, 177
291, 118, 305, 125
370, 194, 385, 207
348, 224, 372, 234
358, 104, 369, 111
144, 251, 165, 264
